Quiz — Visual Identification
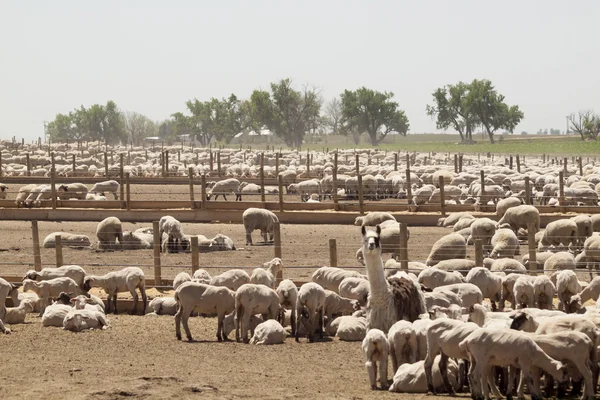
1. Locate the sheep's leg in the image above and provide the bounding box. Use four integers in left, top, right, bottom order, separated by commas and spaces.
216, 312, 223, 342
242, 314, 251, 343
140, 286, 147, 316
439, 352, 456, 395
175, 304, 183, 340
290, 308, 296, 337
130, 288, 138, 315
480, 365, 491, 400
390, 343, 399, 374
317, 308, 324, 340
222, 194, 227, 201
235, 304, 243, 342
261, 229, 268, 244
245, 230, 253, 246
424, 347, 439, 394
112, 294, 118, 314
486, 366, 502, 399
181, 307, 193, 342
105, 295, 112, 314
367, 360, 377, 390
378, 355, 388, 389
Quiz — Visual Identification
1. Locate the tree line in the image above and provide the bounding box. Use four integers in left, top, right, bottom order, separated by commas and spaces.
46, 78, 556, 147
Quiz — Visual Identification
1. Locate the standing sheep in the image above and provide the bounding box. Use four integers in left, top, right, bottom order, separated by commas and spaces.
242, 208, 279, 245
57, 183, 88, 200
538, 219, 578, 250
24, 265, 87, 288
465, 267, 502, 310
513, 275, 535, 309
276, 279, 298, 336
388, 320, 417, 373
496, 197, 522, 218
497, 204, 540, 233
206, 178, 240, 200
425, 233, 467, 266
354, 212, 396, 227
83, 267, 146, 315
556, 270, 581, 312
235, 283, 280, 343
210, 269, 250, 291
96, 216, 124, 250
362, 329, 390, 390
23, 277, 81, 316
296, 282, 327, 343
89, 180, 120, 199
533, 275, 556, 310
469, 218, 496, 249
489, 228, 520, 258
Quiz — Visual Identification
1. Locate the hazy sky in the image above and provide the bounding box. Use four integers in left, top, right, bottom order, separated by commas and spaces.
1, 1, 599, 141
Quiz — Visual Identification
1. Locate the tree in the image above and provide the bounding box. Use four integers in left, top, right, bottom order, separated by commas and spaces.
465, 79, 523, 144
123, 111, 158, 144
568, 110, 600, 140
245, 79, 321, 148
46, 113, 74, 142
426, 82, 478, 143
324, 97, 343, 134
340, 87, 409, 146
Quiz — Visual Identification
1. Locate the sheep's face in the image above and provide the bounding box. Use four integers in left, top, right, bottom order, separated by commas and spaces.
565, 295, 582, 314
361, 225, 381, 253
24, 270, 38, 281
82, 278, 94, 292
58, 185, 68, 192
509, 311, 534, 331
56, 292, 72, 305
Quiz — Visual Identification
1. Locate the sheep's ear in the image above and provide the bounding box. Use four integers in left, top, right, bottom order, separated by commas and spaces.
70, 298, 77, 303
361, 226, 367, 236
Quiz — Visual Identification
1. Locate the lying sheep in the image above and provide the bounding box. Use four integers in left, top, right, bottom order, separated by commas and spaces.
248, 320, 287, 345
57, 183, 88, 200
89, 180, 119, 199
242, 208, 279, 245
452, 217, 475, 231
14, 292, 43, 314
329, 315, 367, 341
338, 277, 369, 306
96, 216, 124, 250
3, 300, 34, 324
24, 265, 87, 288
42, 233, 91, 248
497, 204, 540, 233
296, 282, 327, 343
23, 277, 81, 316
235, 283, 280, 343
210, 269, 250, 291
425, 233, 467, 266
41, 303, 73, 327
311, 266, 366, 293
83, 267, 146, 315
389, 355, 459, 394
489, 228, 520, 258
417, 268, 464, 290
354, 212, 396, 227
387, 320, 417, 373
145, 297, 178, 315
362, 329, 390, 390
276, 279, 298, 336
63, 309, 110, 332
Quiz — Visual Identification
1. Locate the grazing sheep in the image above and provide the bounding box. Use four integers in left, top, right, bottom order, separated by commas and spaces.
571, 215, 593, 249
83, 267, 146, 315
296, 282, 327, 343
96, 216, 124, 250
42, 232, 91, 248
14, 184, 38, 207
389, 355, 459, 394
556, 270, 581, 312
490, 258, 527, 274
418, 268, 464, 290
354, 212, 396, 227
24, 265, 87, 288
452, 217, 476, 231
323, 290, 359, 321
432, 283, 482, 309
242, 208, 279, 245
388, 320, 417, 373
338, 277, 370, 306
362, 329, 390, 390
145, 297, 177, 315
497, 204, 540, 233
513, 275, 535, 309
539, 219, 578, 250
424, 290, 462, 310
465, 267, 502, 310
533, 275, 556, 310
23, 277, 81, 316
63, 309, 110, 332
173, 272, 192, 290
89, 180, 119, 199
584, 235, 600, 279
249, 320, 287, 345
3, 300, 34, 324
469, 218, 496, 248
175, 281, 236, 341
544, 251, 576, 275
425, 233, 467, 266
276, 279, 298, 336
311, 266, 366, 293
489, 228, 520, 258
496, 197, 522, 218
437, 212, 474, 228
210, 269, 250, 291
158, 215, 186, 253
192, 269, 212, 284
57, 183, 88, 200
207, 178, 240, 200
431, 259, 476, 276
235, 283, 280, 343
568, 276, 600, 314
521, 251, 554, 271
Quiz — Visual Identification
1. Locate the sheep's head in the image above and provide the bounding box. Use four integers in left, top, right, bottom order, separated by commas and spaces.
361, 225, 381, 254
23, 270, 39, 281
21, 299, 34, 313
566, 294, 582, 314
22, 279, 36, 292
70, 295, 94, 310
55, 292, 73, 305
58, 185, 68, 192
509, 311, 536, 331
82, 277, 95, 292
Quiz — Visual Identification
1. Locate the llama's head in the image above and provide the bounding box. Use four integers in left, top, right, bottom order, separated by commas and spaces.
361, 225, 381, 255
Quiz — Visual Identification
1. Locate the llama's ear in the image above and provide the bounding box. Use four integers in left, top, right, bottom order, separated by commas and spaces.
361, 226, 366, 236
376, 225, 381, 235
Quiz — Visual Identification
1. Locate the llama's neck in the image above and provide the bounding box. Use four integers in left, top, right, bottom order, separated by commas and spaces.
363, 250, 389, 297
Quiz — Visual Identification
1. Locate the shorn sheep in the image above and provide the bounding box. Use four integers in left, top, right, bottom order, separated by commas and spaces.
248, 320, 287, 345
425, 233, 467, 266
354, 212, 396, 227
42, 233, 91, 248
23, 277, 81, 316
362, 329, 390, 390
242, 207, 279, 245
389, 355, 459, 394
276, 279, 298, 336
311, 266, 366, 292
96, 216, 124, 250
3, 300, 34, 324
235, 283, 280, 343
497, 204, 540, 233
158, 215, 186, 253
387, 320, 417, 373
57, 183, 88, 200
89, 180, 120, 199
63, 309, 110, 332
83, 267, 147, 315
296, 282, 327, 343
210, 269, 250, 291
24, 265, 87, 288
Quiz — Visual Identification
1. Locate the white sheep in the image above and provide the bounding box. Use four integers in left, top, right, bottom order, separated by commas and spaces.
389, 355, 459, 394
222, 311, 262, 338
3, 300, 34, 324
63, 309, 110, 332
418, 268, 464, 290
465, 267, 502, 310
296, 282, 327, 343
206, 178, 240, 200
174, 281, 236, 341
24, 265, 87, 288
235, 283, 280, 343
332, 315, 367, 341
145, 297, 177, 315
42, 232, 91, 248
437, 212, 474, 227
425, 233, 467, 266
467, 304, 511, 329
14, 292, 43, 313
14, 183, 37, 207
556, 270, 581, 312
23, 277, 81, 316
423, 290, 462, 310
432, 259, 476, 276
158, 215, 186, 253
354, 212, 396, 227
210, 269, 250, 291
192, 269, 212, 284
539, 219, 578, 250
387, 320, 417, 373
249, 258, 283, 289
362, 328, 390, 390
533, 274, 556, 310
41, 303, 73, 327
432, 283, 482, 309
57, 183, 88, 200
469, 217, 496, 249
496, 204, 540, 233
323, 290, 359, 321
96, 216, 124, 250
242, 207, 279, 245
489, 258, 527, 274
513, 275, 535, 308
89, 180, 120, 199
489, 228, 520, 258
311, 266, 366, 293
83, 267, 146, 315
173, 272, 192, 290
571, 214, 593, 249
121, 231, 153, 250
248, 320, 287, 345
276, 279, 298, 336
496, 196, 522, 218
338, 277, 369, 306
544, 251, 576, 275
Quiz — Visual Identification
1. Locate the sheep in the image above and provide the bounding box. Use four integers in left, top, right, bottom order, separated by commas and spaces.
85, 193, 107, 201
158, 215, 185, 252
14, 292, 43, 313
249, 257, 283, 289
63, 309, 110, 332
96, 216, 124, 250
3, 300, 34, 324
469, 217, 496, 249
57, 183, 88, 200
362, 329, 390, 390
489, 228, 520, 258
571, 215, 593, 249
354, 212, 396, 227
467, 303, 511, 329
248, 320, 287, 345
41, 303, 73, 327
42, 232, 91, 248
452, 217, 475, 231
242, 207, 279, 245
437, 212, 474, 227
424, 290, 462, 310
210, 269, 250, 291
14, 183, 37, 207
521, 251, 555, 271
497, 204, 540, 233
584, 235, 600, 279
24, 265, 87, 288
323, 290, 359, 321
544, 251, 576, 276
276, 279, 298, 336
23, 184, 50, 207
338, 277, 369, 306
432, 283, 482, 309
428, 304, 463, 320
89, 180, 119, 199
417, 268, 464, 290
145, 296, 177, 315
465, 267, 502, 310
175, 281, 236, 341
121, 231, 153, 250
513, 275, 536, 309
568, 276, 600, 314
173, 272, 192, 290
235, 283, 280, 343
496, 196, 522, 218
296, 282, 327, 343
539, 219, 578, 250
490, 258, 527, 274
333, 315, 367, 341
389, 355, 459, 394
431, 259, 476, 275
192, 269, 212, 284
459, 328, 567, 400
83, 267, 146, 315
222, 311, 262, 338
311, 266, 366, 292
556, 270, 581, 312
206, 178, 240, 200
425, 233, 467, 266
388, 320, 417, 373
533, 275, 556, 310
23, 277, 81, 316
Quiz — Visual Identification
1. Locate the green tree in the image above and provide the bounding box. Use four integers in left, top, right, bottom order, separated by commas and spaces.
245, 79, 321, 148
210, 94, 245, 143
46, 113, 74, 142
426, 82, 478, 143
340, 87, 409, 146
465, 79, 523, 144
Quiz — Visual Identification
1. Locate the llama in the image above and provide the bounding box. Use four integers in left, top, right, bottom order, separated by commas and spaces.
362, 225, 426, 333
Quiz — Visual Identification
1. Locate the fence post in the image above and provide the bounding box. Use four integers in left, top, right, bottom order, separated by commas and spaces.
458, 154, 463, 172
332, 152, 339, 210
31, 221, 42, 271
475, 239, 484, 268
26, 153, 31, 176
394, 153, 398, 171
278, 175, 284, 213
329, 238, 337, 268
558, 171, 565, 208
356, 154, 364, 214
454, 154, 458, 173
479, 170, 485, 207
524, 176, 531, 205
191, 236, 199, 275
438, 176, 446, 216
50, 168, 57, 209
119, 153, 125, 206
275, 153, 279, 176
516, 155, 521, 173
72, 154, 76, 176
579, 156, 583, 176
209, 151, 214, 172
399, 223, 408, 271
55, 235, 63, 268
406, 168, 412, 208
273, 221, 282, 259
217, 151, 221, 177
509, 156, 513, 170
125, 173, 131, 211
0, 152, 2, 178
188, 167, 195, 209
306, 150, 310, 177
104, 151, 109, 177
563, 157, 567, 174
260, 152, 266, 203
201, 174, 207, 210
527, 222, 537, 275
152, 221, 162, 286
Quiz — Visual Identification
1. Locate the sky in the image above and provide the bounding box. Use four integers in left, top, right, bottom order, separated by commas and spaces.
1, 0, 599, 142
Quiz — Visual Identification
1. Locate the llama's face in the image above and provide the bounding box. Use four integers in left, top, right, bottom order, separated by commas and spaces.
361, 225, 381, 253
